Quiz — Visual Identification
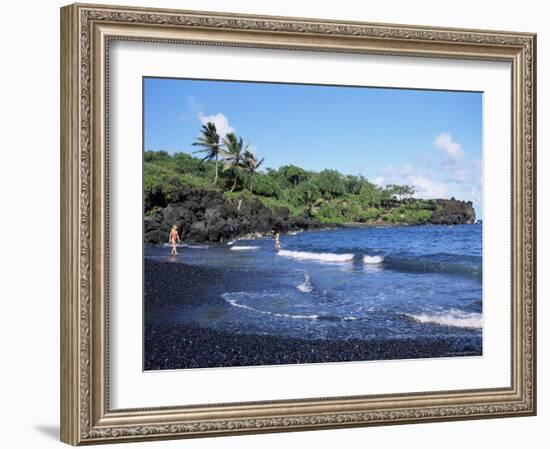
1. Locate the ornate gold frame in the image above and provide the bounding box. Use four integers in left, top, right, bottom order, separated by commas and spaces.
60, 3, 536, 445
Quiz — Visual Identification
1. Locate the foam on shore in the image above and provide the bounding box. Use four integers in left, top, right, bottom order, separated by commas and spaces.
278, 250, 354, 263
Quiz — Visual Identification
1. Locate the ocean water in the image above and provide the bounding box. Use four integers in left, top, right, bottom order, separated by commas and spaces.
145, 224, 482, 341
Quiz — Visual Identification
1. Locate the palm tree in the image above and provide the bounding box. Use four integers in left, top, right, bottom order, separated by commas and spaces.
243, 149, 264, 191
192, 122, 221, 185
222, 133, 247, 192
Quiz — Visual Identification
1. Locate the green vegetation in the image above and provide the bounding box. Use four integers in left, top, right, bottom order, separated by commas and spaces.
144, 122, 440, 225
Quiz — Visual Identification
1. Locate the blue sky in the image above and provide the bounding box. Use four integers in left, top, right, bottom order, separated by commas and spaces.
144, 77, 483, 216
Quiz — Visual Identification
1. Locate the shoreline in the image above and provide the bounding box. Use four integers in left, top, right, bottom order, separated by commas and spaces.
146, 220, 480, 247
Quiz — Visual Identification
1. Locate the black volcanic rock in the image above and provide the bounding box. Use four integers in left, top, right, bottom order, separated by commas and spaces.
187, 220, 208, 242
143, 188, 476, 244
429, 199, 476, 225
143, 188, 327, 244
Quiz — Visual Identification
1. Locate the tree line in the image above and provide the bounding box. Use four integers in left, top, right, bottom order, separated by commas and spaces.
190, 121, 416, 203
144, 121, 437, 225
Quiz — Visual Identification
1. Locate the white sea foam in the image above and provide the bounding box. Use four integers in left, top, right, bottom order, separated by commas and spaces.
363, 255, 384, 264
287, 230, 303, 236
297, 273, 314, 293
230, 245, 260, 251
277, 250, 354, 263
222, 294, 318, 320
407, 310, 482, 329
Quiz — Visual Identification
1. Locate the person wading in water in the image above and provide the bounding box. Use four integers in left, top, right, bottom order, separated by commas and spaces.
169, 224, 180, 255
274, 230, 281, 251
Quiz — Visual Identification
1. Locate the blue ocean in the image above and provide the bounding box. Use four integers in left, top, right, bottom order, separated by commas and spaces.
144, 224, 482, 343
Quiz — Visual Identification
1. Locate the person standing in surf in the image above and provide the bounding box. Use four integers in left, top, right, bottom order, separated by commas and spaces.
169, 224, 180, 255
274, 231, 281, 251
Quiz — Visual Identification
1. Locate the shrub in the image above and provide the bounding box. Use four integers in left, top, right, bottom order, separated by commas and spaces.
312, 169, 346, 199
251, 174, 281, 198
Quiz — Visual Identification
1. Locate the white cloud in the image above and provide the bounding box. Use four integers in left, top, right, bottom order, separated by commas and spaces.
434, 132, 465, 162
198, 112, 235, 139
373, 164, 448, 199
408, 174, 449, 198
353, 132, 481, 215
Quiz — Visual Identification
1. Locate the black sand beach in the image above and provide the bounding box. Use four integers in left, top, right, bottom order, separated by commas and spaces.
144, 259, 482, 371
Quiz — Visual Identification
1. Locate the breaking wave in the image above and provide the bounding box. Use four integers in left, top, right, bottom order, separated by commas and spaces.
406, 310, 482, 329
277, 250, 354, 263
363, 255, 384, 264
297, 273, 314, 293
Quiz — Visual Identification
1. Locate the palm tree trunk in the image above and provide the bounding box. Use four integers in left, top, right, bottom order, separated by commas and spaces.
230, 172, 238, 192
213, 154, 219, 185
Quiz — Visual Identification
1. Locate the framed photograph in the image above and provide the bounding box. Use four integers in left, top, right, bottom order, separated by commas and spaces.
60, 3, 537, 445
